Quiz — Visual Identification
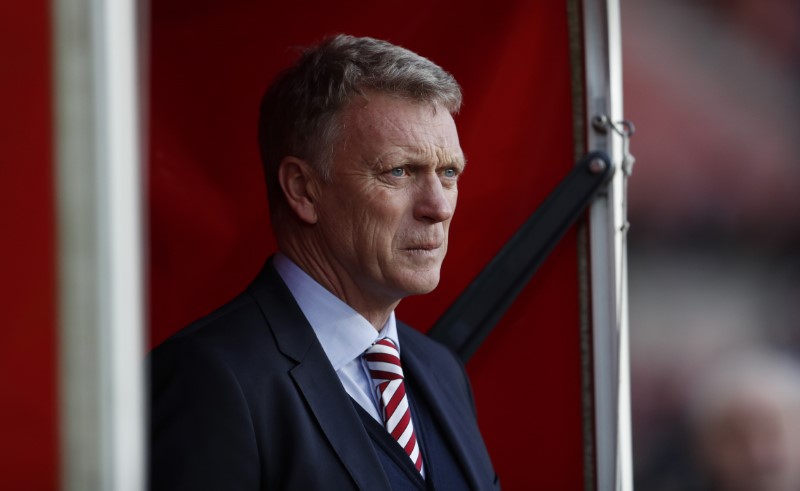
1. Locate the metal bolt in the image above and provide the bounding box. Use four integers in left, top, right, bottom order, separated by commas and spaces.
588, 158, 607, 174
591, 115, 610, 134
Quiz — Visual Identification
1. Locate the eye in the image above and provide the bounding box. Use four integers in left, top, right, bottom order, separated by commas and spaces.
390, 167, 406, 177
442, 168, 457, 178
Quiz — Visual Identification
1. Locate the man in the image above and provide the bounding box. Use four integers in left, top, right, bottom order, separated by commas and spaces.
687, 351, 800, 491
150, 34, 498, 490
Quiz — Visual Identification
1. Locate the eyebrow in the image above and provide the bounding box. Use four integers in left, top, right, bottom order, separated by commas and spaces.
366, 149, 467, 169
443, 155, 468, 168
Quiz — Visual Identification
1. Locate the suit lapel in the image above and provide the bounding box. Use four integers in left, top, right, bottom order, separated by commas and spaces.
249, 260, 391, 491
399, 326, 491, 490
290, 358, 392, 491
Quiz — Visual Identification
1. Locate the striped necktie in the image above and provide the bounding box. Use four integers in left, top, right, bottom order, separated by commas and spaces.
363, 337, 425, 476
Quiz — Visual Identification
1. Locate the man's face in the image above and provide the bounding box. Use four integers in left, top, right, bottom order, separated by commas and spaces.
314, 93, 464, 306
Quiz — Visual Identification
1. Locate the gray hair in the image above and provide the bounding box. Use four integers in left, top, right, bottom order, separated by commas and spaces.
687, 349, 800, 432
257, 34, 462, 213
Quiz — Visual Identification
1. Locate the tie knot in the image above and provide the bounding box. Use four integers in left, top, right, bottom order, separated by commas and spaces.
364, 337, 404, 381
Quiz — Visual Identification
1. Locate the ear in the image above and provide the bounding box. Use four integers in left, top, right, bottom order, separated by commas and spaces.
277, 156, 321, 224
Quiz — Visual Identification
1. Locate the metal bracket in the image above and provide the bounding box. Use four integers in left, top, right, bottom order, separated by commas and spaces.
428, 151, 615, 361
592, 115, 636, 177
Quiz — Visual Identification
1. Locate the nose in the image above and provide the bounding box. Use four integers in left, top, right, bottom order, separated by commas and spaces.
413, 174, 455, 223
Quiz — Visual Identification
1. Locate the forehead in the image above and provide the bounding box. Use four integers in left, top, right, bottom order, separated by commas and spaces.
338, 93, 463, 165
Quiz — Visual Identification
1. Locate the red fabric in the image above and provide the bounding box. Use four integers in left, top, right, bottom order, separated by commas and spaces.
0, 0, 58, 488
150, 1, 585, 488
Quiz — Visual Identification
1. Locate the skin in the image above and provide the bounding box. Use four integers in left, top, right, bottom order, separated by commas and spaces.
276, 92, 465, 330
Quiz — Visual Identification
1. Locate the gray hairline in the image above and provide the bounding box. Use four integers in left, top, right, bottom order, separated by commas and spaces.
686, 349, 800, 431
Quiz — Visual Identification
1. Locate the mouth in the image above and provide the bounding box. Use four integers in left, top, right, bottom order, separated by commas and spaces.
401, 243, 443, 255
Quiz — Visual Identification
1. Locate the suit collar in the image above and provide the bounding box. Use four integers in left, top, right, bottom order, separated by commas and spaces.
248, 257, 316, 362
248, 258, 392, 491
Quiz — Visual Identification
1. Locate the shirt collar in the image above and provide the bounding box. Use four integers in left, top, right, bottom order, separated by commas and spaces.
273, 253, 400, 370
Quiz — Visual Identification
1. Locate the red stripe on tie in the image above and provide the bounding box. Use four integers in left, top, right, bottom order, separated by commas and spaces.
375, 339, 395, 348
404, 431, 417, 455
364, 352, 402, 365
390, 409, 411, 440
384, 380, 406, 417
368, 370, 401, 381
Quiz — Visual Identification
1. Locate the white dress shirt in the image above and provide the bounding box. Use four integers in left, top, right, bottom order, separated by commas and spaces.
273, 253, 400, 423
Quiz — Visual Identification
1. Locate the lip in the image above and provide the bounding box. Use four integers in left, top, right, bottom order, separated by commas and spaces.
402, 243, 441, 251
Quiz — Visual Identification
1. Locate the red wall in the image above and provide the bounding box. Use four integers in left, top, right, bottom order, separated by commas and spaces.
0, 1, 58, 489
150, 1, 585, 488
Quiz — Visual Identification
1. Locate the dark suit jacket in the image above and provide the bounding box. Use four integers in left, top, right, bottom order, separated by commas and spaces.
149, 259, 498, 490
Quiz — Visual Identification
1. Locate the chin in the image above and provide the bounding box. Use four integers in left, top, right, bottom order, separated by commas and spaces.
397, 271, 441, 296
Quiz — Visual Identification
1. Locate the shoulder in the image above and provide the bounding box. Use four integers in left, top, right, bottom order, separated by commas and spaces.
397, 321, 460, 364
397, 322, 470, 385
148, 285, 297, 398
152, 291, 270, 362
147, 293, 276, 490
397, 321, 479, 416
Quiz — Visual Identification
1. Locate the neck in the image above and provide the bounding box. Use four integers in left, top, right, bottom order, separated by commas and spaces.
278, 236, 399, 331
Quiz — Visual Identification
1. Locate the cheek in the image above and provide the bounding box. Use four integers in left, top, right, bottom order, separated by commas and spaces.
444, 189, 458, 229
353, 197, 401, 250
